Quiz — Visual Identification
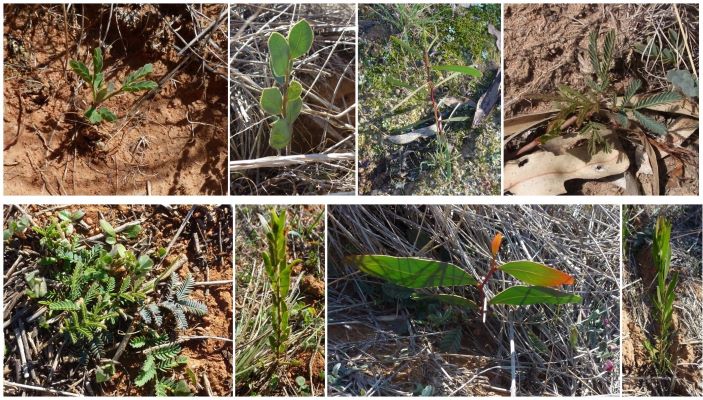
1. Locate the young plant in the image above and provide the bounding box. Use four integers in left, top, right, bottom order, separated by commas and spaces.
261, 209, 301, 357
70, 47, 158, 124
643, 217, 677, 375
260, 20, 314, 151
347, 232, 582, 316
544, 30, 682, 154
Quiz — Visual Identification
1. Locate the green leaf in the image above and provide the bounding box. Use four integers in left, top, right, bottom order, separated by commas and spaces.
268, 32, 290, 78
288, 19, 314, 59
613, 112, 629, 128
295, 376, 307, 387
84, 107, 103, 124
98, 107, 117, 122
173, 380, 191, 396
666, 69, 698, 98
99, 219, 116, 236
92, 47, 103, 76
47, 299, 79, 311
412, 293, 476, 309
70, 60, 92, 83
623, 79, 642, 106
286, 97, 303, 124
633, 110, 668, 136
588, 31, 600, 79
601, 30, 615, 76
269, 117, 291, 150
498, 260, 575, 287
287, 80, 303, 99
124, 63, 154, 85
490, 286, 582, 305
123, 224, 142, 239
260, 87, 283, 115
122, 80, 158, 92
93, 72, 104, 94
634, 91, 682, 109
346, 255, 477, 288
431, 65, 482, 78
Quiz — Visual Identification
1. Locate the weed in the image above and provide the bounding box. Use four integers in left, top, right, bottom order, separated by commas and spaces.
70, 47, 157, 124
260, 20, 314, 151
261, 209, 302, 357
643, 217, 678, 375
544, 30, 682, 154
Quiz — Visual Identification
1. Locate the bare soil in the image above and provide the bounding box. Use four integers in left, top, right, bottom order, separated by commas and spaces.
3, 4, 228, 195
3, 204, 233, 396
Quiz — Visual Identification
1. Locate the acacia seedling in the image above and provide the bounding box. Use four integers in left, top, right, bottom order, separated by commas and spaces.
70, 47, 158, 125
544, 30, 682, 154
347, 232, 582, 316
260, 209, 301, 357
260, 20, 314, 151
643, 217, 677, 375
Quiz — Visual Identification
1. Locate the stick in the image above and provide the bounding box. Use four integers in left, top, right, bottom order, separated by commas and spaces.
229, 152, 354, 171
3, 381, 80, 397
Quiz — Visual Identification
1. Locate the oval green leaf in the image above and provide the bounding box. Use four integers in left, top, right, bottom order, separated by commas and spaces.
412, 293, 476, 309
288, 80, 303, 99
268, 32, 290, 78
69, 60, 92, 82
286, 97, 303, 124
269, 118, 291, 150
288, 19, 314, 59
99, 219, 115, 236
498, 260, 575, 287
260, 87, 283, 115
431, 65, 482, 78
490, 286, 582, 305
346, 255, 477, 288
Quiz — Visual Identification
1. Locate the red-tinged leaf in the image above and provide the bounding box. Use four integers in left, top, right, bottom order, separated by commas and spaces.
490, 285, 582, 305
498, 260, 575, 286
346, 255, 477, 288
491, 232, 504, 257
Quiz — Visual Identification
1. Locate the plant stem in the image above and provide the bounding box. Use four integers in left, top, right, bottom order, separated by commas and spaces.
477, 258, 499, 318
423, 49, 442, 135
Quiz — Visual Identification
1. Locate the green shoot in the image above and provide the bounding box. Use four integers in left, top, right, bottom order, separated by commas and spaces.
259, 20, 314, 151
69, 47, 158, 125
643, 217, 677, 375
261, 209, 301, 357
347, 232, 582, 314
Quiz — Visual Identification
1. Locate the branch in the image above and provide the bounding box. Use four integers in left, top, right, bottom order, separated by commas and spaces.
229, 152, 354, 171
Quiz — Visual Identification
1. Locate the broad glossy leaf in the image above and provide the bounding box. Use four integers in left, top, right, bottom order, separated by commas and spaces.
499, 260, 575, 286
288, 19, 314, 59
286, 97, 303, 123
92, 47, 103, 76
268, 32, 290, 78
412, 293, 476, 309
269, 117, 291, 150
70, 60, 92, 82
260, 87, 283, 115
432, 65, 482, 78
491, 233, 503, 257
288, 80, 303, 99
490, 285, 582, 305
346, 255, 477, 288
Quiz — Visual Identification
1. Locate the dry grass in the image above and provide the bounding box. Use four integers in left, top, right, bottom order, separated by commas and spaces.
622, 205, 702, 396
230, 4, 356, 195
327, 205, 620, 396
234, 205, 325, 396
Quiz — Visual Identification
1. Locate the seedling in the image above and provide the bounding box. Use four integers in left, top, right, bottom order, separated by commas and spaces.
260, 20, 314, 151
9, 212, 206, 395
261, 209, 301, 357
347, 232, 582, 317
643, 217, 677, 375
70, 47, 158, 125
544, 30, 682, 154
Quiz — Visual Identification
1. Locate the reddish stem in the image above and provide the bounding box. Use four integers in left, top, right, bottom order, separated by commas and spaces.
423, 49, 442, 135
478, 257, 499, 317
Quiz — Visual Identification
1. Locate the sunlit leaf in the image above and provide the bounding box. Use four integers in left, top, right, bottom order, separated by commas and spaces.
269, 117, 291, 150
286, 97, 303, 124
491, 232, 503, 257
346, 255, 477, 288
490, 285, 582, 305
288, 19, 314, 59
431, 65, 482, 78
268, 32, 290, 78
499, 260, 575, 286
287, 80, 303, 99
260, 87, 283, 115
70, 60, 92, 83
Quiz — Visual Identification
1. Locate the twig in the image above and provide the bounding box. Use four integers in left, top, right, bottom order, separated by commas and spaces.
3, 381, 80, 397
193, 279, 233, 286
230, 152, 354, 171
